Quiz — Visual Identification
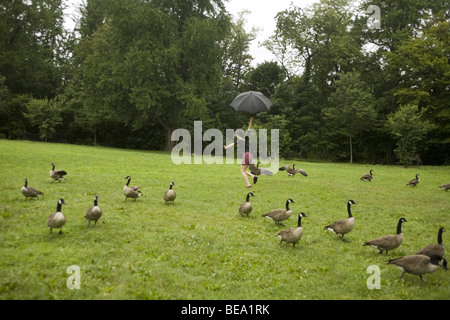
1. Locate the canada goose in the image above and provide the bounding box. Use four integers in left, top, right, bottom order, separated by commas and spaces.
239, 192, 254, 216
85, 196, 102, 227
439, 183, 450, 191
21, 178, 44, 200
406, 174, 420, 187
278, 212, 308, 248
279, 164, 308, 177
49, 163, 67, 182
47, 198, 66, 235
123, 176, 142, 201
360, 169, 373, 182
261, 199, 295, 226
324, 200, 356, 242
364, 217, 407, 254
163, 182, 176, 204
416, 227, 445, 258
388, 254, 447, 281
249, 161, 273, 176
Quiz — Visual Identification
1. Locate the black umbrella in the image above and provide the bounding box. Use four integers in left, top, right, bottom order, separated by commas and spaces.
230, 91, 273, 114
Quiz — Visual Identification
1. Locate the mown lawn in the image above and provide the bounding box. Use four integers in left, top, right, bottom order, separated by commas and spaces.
0, 139, 449, 300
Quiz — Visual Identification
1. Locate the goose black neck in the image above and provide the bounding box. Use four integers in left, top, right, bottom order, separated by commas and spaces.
94, 199, 98, 206
297, 215, 302, 228
286, 201, 291, 210
56, 202, 62, 212
438, 229, 444, 245
397, 220, 404, 235
429, 255, 442, 266
246, 193, 251, 202
170, 184, 173, 190
24, 179, 28, 187
347, 202, 353, 218
52, 164, 55, 170
126, 178, 131, 186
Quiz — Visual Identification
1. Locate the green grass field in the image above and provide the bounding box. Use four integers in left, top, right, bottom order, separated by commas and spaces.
0, 139, 449, 300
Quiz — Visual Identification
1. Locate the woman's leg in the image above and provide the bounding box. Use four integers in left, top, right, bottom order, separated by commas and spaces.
240, 165, 254, 187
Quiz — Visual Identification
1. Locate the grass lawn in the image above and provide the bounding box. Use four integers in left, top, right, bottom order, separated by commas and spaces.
0, 139, 449, 300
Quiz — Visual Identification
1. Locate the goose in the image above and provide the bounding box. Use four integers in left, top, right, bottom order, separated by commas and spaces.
85, 196, 102, 227
439, 183, 450, 191
324, 200, 356, 242
238, 192, 254, 216
416, 227, 445, 258
163, 182, 176, 204
123, 176, 142, 201
279, 164, 308, 177
261, 199, 295, 226
47, 198, 66, 235
21, 178, 44, 200
249, 161, 273, 176
406, 174, 420, 187
49, 163, 67, 182
364, 217, 407, 254
360, 169, 373, 182
278, 212, 308, 248
388, 254, 447, 281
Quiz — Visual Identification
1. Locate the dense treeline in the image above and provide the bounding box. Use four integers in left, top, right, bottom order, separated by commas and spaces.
1, 0, 449, 165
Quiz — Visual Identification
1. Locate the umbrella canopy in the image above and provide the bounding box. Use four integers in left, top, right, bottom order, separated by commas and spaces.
230, 91, 273, 114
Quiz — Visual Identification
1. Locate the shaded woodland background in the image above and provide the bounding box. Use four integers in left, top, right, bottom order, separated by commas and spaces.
1, 0, 449, 165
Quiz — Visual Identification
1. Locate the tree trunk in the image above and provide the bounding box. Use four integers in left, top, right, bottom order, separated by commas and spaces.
165, 127, 176, 152
349, 134, 353, 164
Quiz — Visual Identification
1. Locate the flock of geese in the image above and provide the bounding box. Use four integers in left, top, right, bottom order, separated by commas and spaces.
19, 163, 448, 281
237, 167, 449, 281
20, 163, 176, 234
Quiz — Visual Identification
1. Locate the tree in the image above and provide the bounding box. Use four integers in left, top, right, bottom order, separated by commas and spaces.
24, 98, 62, 142
0, 0, 66, 98
323, 72, 377, 163
243, 61, 286, 97
272, 0, 362, 84
384, 16, 450, 161
221, 10, 257, 93
75, 0, 230, 150
385, 104, 435, 166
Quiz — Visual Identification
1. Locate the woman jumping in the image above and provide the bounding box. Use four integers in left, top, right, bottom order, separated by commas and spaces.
224, 118, 257, 188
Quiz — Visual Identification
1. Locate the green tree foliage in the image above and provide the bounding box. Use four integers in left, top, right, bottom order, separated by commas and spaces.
385, 104, 435, 167
323, 72, 377, 163
243, 61, 286, 97
385, 16, 450, 146
24, 98, 62, 142
74, 0, 230, 150
0, 0, 65, 98
221, 10, 256, 93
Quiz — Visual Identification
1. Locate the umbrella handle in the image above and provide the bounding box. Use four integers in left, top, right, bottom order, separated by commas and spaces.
248, 117, 254, 130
